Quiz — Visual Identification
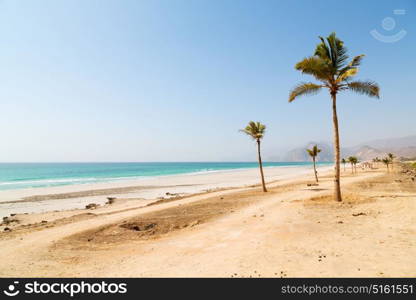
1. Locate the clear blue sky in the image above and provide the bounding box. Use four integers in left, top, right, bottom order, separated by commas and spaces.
0, 0, 414, 162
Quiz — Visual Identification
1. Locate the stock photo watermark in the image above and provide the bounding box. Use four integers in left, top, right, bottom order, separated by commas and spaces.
2, 280, 127, 297
370, 9, 407, 43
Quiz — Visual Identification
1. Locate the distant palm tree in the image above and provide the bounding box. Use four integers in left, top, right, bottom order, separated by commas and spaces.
347, 157, 354, 173
372, 157, 380, 168
306, 145, 321, 182
387, 153, 395, 170
240, 121, 267, 192
347, 156, 358, 173
342, 158, 347, 172
382, 157, 390, 172
353, 157, 359, 173
289, 32, 380, 201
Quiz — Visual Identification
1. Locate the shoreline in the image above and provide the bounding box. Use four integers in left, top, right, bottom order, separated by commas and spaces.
0, 165, 332, 218
0, 162, 332, 192
0, 165, 414, 277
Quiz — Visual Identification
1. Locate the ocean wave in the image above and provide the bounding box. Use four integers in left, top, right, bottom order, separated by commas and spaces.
0, 162, 328, 191
0, 177, 100, 186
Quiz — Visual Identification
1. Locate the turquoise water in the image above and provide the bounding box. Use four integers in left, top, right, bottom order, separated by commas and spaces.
0, 162, 330, 191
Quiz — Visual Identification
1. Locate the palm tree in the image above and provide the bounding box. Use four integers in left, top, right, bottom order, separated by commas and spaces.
372, 157, 379, 168
353, 157, 359, 173
387, 153, 395, 170
240, 121, 267, 192
289, 32, 380, 202
342, 158, 347, 172
382, 157, 390, 172
376, 157, 381, 168
347, 156, 355, 173
306, 145, 321, 182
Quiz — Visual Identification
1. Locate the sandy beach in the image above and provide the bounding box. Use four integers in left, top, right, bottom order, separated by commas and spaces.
0, 163, 414, 277
0, 165, 329, 218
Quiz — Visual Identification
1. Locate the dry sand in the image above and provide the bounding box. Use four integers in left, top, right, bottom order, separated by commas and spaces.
0, 164, 415, 277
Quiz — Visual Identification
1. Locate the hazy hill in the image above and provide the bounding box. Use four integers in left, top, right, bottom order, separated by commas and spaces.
282, 142, 333, 162
281, 135, 416, 162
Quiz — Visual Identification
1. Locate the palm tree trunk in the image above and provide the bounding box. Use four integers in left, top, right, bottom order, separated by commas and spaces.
257, 139, 267, 192
331, 92, 342, 202
313, 157, 318, 183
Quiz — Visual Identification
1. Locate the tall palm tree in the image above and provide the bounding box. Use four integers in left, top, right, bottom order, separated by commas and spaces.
240, 121, 267, 192
289, 33, 380, 201
306, 145, 321, 182
387, 153, 395, 170
341, 158, 347, 172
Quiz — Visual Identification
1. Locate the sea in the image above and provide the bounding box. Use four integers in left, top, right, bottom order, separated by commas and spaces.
0, 162, 331, 191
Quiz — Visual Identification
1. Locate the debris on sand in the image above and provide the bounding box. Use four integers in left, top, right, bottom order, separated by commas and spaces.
106, 197, 116, 205
122, 223, 157, 232
1, 217, 19, 226
352, 212, 366, 217
166, 192, 180, 197
189, 220, 200, 227
85, 203, 100, 210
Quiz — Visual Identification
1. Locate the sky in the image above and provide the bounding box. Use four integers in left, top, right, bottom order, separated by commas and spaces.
0, 0, 414, 162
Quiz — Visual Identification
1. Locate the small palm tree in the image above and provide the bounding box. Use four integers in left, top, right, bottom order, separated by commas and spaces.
289, 32, 380, 201
240, 121, 267, 192
372, 157, 379, 168
306, 145, 321, 182
353, 157, 359, 173
387, 153, 395, 170
376, 157, 381, 168
347, 156, 358, 173
347, 156, 354, 173
342, 158, 347, 172
382, 157, 390, 172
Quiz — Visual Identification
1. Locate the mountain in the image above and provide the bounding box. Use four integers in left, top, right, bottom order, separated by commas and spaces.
343, 145, 386, 161
282, 142, 333, 162
281, 135, 416, 162
357, 135, 416, 149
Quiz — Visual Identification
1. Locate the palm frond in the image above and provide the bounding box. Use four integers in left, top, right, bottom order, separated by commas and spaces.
315, 32, 348, 71
328, 32, 349, 69
337, 54, 364, 78
315, 37, 331, 61
348, 54, 364, 68
289, 82, 323, 102
347, 80, 380, 98
348, 156, 358, 163
336, 67, 358, 83
240, 121, 266, 140
306, 145, 321, 157
295, 56, 332, 82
